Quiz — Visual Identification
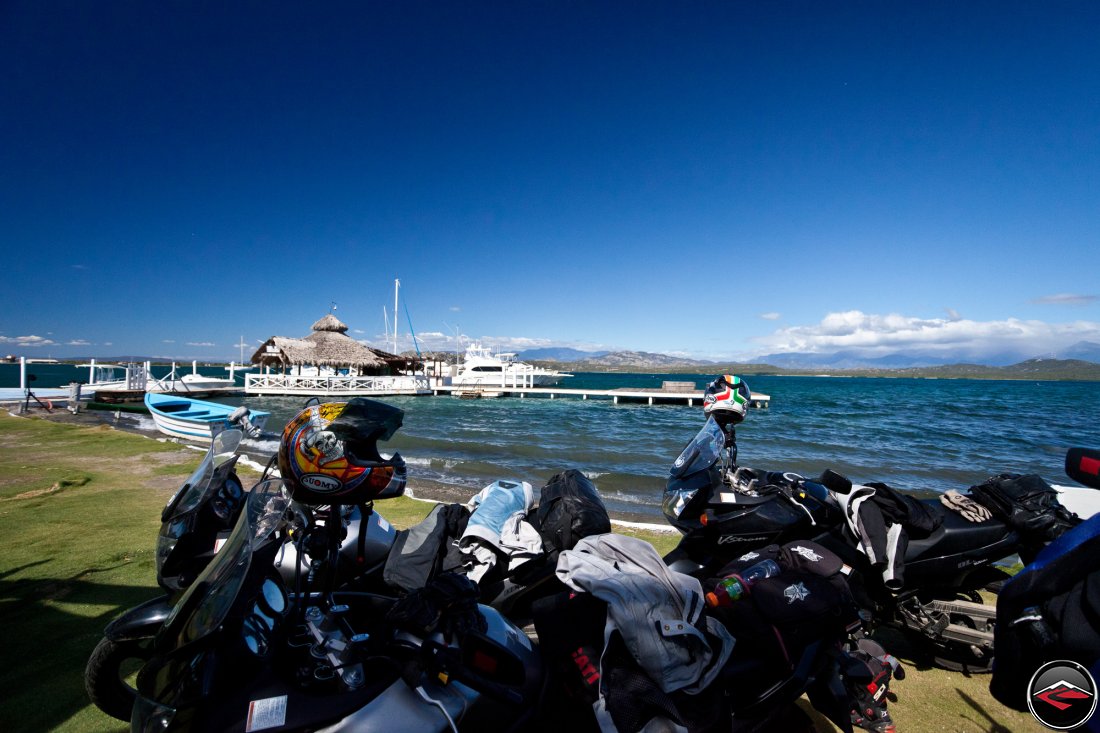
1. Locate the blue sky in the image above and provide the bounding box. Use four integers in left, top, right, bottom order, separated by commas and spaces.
3, 2, 1098, 363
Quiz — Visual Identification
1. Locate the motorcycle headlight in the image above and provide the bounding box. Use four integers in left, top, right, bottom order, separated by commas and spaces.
156, 536, 178, 574
131, 694, 175, 732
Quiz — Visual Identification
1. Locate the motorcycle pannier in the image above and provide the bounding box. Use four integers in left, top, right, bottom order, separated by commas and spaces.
967, 473, 1079, 540
535, 470, 612, 553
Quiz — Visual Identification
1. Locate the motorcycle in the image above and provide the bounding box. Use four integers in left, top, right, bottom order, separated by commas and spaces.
129, 479, 545, 732
86, 422, 396, 721
134, 479, 881, 733
95, 395, 896, 730
663, 413, 1083, 672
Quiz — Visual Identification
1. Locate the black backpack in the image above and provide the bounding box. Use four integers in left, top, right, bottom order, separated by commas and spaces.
535, 470, 612, 553
967, 473, 1079, 541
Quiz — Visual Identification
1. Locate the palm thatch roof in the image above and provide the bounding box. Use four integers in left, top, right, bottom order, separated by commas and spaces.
251, 314, 420, 373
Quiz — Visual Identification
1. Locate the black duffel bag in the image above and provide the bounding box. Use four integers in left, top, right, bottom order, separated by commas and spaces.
968, 473, 1079, 541
535, 469, 612, 553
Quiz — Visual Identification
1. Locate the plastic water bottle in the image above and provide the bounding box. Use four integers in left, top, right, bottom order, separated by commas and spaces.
705, 558, 782, 607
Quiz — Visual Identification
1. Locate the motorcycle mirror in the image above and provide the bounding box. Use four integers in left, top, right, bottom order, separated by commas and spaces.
819, 469, 853, 495
1066, 448, 1100, 490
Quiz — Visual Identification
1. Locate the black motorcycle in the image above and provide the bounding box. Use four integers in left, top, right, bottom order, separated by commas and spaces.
663, 414, 1083, 672
86, 425, 396, 721
129, 478, 545, 732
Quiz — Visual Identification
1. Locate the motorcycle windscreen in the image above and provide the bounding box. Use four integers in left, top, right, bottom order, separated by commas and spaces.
162, 428, 244, 521
665, 417, 725, 519
669, 417, 724, 480
159, 479, 289, 649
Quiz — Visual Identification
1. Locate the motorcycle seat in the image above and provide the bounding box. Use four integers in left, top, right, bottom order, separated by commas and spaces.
906, 500, 1014, 561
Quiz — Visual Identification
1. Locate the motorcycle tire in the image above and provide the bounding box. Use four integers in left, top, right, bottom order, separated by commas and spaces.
84, 636, 153, 722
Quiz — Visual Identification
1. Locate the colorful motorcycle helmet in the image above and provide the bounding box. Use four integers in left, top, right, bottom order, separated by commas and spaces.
702, 374, 751, 425
278, 398, 407, 505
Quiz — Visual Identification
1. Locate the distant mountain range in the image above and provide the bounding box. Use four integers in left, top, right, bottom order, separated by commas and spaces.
519, 340, 1100, 372
517, 347, 609, 361
525, 349, 713, 369
752, 340, 1100, 369
515, 341, 1100, 381
1056, 340, 1100, 362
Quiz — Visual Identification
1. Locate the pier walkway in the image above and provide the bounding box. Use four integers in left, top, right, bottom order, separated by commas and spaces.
430, 384, 770, 407
238, 373, 772, 407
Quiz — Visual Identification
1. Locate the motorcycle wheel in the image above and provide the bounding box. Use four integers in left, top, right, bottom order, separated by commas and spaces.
84, 636, 153, 721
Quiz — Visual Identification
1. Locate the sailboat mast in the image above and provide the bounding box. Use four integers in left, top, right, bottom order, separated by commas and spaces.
393, 278, 400, 354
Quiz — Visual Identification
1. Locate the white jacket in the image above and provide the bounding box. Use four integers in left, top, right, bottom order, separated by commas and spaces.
556, 534, 734, 697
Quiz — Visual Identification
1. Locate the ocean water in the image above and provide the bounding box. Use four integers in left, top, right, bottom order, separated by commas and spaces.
3, 365, 1097, 519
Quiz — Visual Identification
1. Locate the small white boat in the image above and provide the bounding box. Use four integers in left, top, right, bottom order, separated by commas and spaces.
450, 342, 571, 388
147, 362, 244, 393
144, 392, 269, 443
77, 361, 150, 393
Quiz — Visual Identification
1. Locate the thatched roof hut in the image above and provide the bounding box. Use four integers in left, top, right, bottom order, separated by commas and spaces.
251, 314, 420, 374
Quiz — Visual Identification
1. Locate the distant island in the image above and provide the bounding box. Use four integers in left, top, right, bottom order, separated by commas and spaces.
520, 352, 1100, 382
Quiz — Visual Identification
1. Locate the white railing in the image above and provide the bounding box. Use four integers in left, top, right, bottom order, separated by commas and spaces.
245, 373, 431, 396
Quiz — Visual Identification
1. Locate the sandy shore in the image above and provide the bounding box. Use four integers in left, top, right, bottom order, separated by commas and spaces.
2, 401, 671, 529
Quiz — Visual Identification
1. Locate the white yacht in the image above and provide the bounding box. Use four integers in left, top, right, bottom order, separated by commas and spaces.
450, 342, 572, 388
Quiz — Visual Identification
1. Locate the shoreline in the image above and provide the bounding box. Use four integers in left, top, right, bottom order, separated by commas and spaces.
3, 403, 674, 531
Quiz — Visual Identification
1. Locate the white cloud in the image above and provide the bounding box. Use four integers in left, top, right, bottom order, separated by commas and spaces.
1031, 293, 1098, 306
752, 310, 1100, 360
449, 306, 461, 312
759, 312, 781, 321
162, 339, 176, 344
0, 334, 56, 347
186, 341, 216, 347
66, 339, 91, 346
945, 308, 962, 321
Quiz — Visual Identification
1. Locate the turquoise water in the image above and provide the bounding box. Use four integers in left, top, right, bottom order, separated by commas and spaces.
3, 364, 1097, 519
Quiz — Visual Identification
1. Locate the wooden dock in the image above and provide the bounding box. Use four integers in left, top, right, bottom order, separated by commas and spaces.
242, 372, 771, 408
431, 384, 770, 408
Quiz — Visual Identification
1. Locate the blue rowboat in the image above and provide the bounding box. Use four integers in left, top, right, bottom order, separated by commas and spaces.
144, 392, 270, 443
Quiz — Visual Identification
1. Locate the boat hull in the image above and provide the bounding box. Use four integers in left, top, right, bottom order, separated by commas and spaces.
451, 373, 568, 388
144, 393, 270, 443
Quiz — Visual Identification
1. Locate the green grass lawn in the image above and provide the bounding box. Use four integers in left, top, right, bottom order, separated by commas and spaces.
0, 410, 1045, 732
